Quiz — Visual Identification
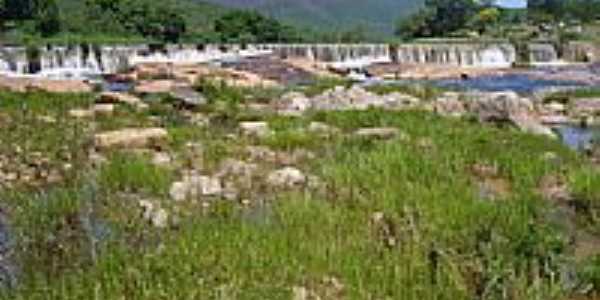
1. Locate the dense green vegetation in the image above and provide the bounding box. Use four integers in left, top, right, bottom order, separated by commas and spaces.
0, 0, 313, 44
2, 83, 600, 299
529, 0, 600, 23
396, 0, 527, 39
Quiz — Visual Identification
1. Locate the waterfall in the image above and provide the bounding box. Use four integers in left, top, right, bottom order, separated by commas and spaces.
0, 42, 565, 79
529, 43, 559, 65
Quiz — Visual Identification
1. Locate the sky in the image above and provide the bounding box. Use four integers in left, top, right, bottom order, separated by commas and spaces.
495, 0, 527, 8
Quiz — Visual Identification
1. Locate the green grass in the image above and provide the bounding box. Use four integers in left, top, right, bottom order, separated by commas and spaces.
98, 153, 174, 196
365, 83, 446, 101
3, 89, 600, 299
570, 167, 600, 226
292, 76, 353, 97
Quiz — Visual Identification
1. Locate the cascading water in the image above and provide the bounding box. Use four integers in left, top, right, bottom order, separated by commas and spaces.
0, 42, 566, 79
0, 44, 271, 79
529, 43, 559, 65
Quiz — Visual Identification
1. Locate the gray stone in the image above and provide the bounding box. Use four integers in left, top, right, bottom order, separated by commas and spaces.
266, 167, 306, 188
277, 91, 312, 116
467, 91, 533, 122
169, 87, 207, 108
94, 128, 168, 149
239, 121, 272, 138
169, 173, 223, 201
354, 127, 400, 140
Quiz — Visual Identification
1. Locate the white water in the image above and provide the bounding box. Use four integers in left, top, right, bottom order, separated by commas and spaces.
0, 42, 561, 79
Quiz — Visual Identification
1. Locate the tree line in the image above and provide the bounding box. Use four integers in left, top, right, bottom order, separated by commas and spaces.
0, 0, 313, 43
396, 0, 600, 40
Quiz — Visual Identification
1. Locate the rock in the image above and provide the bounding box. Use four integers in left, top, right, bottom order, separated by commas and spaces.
538, 174, 571, 203
37, 115, 57, 123
239, 121, 272, 138
511, 114, 557, 138
276, 92, 312, 116
139, 200, 168, 228
266, 167, 306, 188
246, 146, 277, 162
98, 92, 142, 106
93, 104, 115, 115
94, 128, 168, 149
69, 109, 94, 119
434, 92, 466, 117
216, 159, 258, 190
169, 181, 188, 202
216, 159, 258, 179
135, 80, 176, 94
467, 91, 534, 122
354, 127, 400, 140
169, 87, 207, 108
188, 113, 210, 127
169, 172, 223, 201
545, 102, 567, 113
308, 122, 339, 135
571, 98, 600, 117
0, 75, 92, 93
151, 152, 172, 167
539, 114, 572, 125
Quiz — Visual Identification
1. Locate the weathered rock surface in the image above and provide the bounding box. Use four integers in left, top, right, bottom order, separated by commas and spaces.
98, 92, 142, 106
571, 98, 600, 117
169, 172, 223, 201
0, 75, 92, 93
434, 92, 466, 117
169, 87, 207, 108
467, 91, 533, 123
94, 128, 168, 149
266, 167, 306, 188
354, 127, 401, 140
139, 200, 169, 228
239, 122, 272, 138
275, 86, 420, 115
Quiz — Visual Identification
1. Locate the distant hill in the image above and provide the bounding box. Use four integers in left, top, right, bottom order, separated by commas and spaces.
201, 0, 423, 34
56, 0, 229, 38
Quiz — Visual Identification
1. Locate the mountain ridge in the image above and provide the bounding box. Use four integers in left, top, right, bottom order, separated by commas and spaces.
200, 0, 423, 34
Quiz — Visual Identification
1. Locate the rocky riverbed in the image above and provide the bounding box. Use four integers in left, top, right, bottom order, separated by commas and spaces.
4, 50, 600, 299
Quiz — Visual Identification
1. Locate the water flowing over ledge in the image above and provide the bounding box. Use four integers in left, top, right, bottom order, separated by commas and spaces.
0, 42, 596, 79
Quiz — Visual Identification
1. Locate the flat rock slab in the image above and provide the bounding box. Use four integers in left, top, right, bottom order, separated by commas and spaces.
94, 128, 168, 149
354, 127, 400, 140
98, 92, 142, 106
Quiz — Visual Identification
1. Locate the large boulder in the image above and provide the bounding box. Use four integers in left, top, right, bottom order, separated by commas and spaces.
467, 91, 534, 123
94, 128, 168, 149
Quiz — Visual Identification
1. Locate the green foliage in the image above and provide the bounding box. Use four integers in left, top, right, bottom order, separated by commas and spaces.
570, 167, 600, 225
396, 0, 478, 39
365, 83, 445, 101
529, 0, 600, 23
84, 0, 187, 42
99, 153, 173, 196
214, 10, 300, 43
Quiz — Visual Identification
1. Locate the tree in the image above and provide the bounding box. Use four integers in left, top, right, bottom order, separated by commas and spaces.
35, 0, 60, 37
396, 0, 478, 38
214, 10, 298, 43
469, 7, 500, 34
